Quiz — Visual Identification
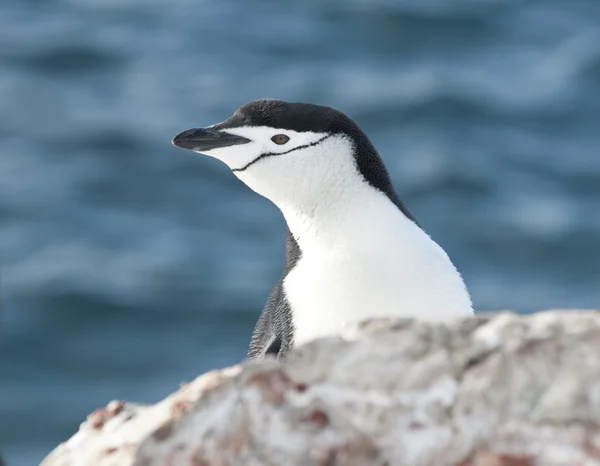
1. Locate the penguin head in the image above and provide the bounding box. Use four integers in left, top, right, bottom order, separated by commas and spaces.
172, 99, 394, 209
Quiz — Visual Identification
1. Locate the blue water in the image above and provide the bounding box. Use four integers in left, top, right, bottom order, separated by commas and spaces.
1, 0, 599, 464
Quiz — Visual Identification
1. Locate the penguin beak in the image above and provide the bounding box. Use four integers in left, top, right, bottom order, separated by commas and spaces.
172, 127, 251, 152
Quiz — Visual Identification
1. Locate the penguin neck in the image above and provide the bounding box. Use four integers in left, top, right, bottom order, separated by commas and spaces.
277, 181, 421, 257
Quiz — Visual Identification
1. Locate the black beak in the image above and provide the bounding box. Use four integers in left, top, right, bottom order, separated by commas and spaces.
171, 127, 251, 152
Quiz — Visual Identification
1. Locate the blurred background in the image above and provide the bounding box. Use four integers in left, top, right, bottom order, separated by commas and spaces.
1, 0, 599, 464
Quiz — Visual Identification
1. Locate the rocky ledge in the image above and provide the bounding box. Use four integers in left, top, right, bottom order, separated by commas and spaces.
42, 310, 600, 466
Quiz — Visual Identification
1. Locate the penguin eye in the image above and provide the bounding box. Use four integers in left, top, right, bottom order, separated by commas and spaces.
271, 134, 290, 145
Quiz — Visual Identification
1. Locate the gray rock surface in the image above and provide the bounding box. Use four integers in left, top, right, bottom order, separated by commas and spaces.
42, 311, 600, 466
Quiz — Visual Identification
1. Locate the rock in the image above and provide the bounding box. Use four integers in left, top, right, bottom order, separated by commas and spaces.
41, 310, 600, 466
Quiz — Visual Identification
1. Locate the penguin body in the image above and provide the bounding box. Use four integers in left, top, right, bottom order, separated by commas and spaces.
172, 99, 473, 360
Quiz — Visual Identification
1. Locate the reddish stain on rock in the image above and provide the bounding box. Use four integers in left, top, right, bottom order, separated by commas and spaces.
88, 401, 125, 430
302, 409, 329, 428
495, 454, 534, 466
89, 408, 108, 429
461, 450, 534, 466
584, 432, 600, 458
247, 369, 295, 405
107, 400, 125, 416
190, 451, 213, 466
315, 436, 381, 466
171, 398, 193, 419
295, 382, 308, 392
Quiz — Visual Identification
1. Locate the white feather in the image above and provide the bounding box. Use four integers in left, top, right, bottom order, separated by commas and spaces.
283, 185, 473, 345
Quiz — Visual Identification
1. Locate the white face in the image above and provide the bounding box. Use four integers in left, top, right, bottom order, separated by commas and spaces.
197, 126, 328, 171
196, 126, 361, 211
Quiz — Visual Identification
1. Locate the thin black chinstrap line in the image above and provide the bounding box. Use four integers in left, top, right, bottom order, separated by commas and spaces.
232, 135, 331, 172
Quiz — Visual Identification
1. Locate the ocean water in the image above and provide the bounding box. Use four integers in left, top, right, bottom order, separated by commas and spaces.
1, 0, 599, 464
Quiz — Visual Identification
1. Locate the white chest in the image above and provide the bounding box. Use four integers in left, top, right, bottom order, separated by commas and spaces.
281, 192, 473, 346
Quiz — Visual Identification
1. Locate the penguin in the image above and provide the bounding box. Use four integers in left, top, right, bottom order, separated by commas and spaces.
172, 99, 473, 360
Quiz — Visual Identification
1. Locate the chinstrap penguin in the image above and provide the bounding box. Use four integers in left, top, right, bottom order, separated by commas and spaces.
172, 99, 473, 360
